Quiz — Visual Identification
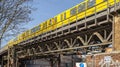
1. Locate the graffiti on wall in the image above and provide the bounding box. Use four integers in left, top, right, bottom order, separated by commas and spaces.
99, 56, 120, 67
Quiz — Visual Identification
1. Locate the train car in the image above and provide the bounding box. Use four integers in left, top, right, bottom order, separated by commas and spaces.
1, 0, 120, 51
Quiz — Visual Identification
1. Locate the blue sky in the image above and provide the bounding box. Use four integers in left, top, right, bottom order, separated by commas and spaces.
25, 0, 83, 29
2, 0, 83, 47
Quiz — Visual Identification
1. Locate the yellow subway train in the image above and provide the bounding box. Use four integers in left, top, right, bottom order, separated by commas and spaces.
1, 0, 119, 52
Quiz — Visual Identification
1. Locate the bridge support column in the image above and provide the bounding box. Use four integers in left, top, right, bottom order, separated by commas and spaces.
7, 46, 18, 67
16, 58, 19, 67
50, 58, 54, 67
113, 13, 120, 50
50, 55, 61, 67
57, 55, 61, 67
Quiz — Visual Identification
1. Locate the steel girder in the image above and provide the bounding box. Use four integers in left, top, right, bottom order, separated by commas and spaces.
17, 24, 112, 58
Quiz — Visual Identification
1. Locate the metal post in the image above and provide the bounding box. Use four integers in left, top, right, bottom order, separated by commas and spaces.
72, 55, 74, 67
7, 47, 10, 67
16, 58, 19, 67
57, 55, 61, 67
85, 3, 87, 29
107, 0, 110, 21
119, 0, 120, 7
7, 46, 17, 67
50, 58, 54, 67
92, 54, 95, 67
76, 12, 78, 31
114, 0, 116, 11
1, 56, 3, 67
13, 47, 16, 67
95, 2, 97, 25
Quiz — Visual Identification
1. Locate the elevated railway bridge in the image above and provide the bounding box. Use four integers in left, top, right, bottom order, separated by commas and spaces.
1, 0, 120, 67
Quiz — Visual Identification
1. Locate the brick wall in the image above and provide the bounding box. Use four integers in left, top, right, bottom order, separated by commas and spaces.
86, 51, 120, 67
114, 15, 120, 50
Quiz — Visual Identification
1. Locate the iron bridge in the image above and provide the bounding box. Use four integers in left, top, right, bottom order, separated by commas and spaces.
0, 1, 120, 67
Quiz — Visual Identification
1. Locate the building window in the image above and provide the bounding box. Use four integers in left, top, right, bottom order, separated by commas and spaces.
70, 7, 77, 16
78, 3, 85, 12
88, 0, 95, 8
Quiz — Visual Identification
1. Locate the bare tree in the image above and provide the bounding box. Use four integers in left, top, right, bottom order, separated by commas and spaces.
0, 0, 32, 48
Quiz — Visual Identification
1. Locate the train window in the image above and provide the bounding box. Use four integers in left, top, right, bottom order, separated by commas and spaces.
70, 7, 77, 16
88, 0, 95, 8
64, 12, 66, 20
61, 14, 63, 21
78, 3, 85, 12
55, 17, 57, 23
